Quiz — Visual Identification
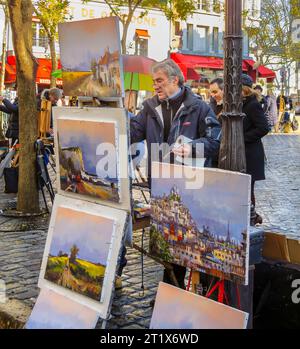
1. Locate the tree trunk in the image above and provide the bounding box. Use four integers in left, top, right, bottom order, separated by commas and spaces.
0, 4, 8, 94
121, 21, 130, 54
0, 3, 9, 141
49, 35, 57, 88
8, 0, 40, 214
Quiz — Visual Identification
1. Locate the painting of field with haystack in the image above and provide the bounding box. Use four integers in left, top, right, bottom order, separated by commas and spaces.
44, 206, 115, 301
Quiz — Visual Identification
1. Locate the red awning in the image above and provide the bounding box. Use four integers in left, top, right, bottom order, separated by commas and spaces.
243, 59, 276, 79
171, 53, 275, 81
5, 56, 62, 85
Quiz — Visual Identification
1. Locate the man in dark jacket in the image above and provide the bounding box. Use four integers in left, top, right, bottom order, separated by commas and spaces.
130, 59, 221, 289
0, 96, 19, 144
131, 59, 221, 181
209, 78, 224, 120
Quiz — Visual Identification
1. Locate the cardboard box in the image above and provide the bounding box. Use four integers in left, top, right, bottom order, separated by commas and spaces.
263, 232, 290, 262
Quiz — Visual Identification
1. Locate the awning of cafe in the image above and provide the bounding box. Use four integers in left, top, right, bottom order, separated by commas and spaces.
170, 53, 276, 81
4, 56, 62, 85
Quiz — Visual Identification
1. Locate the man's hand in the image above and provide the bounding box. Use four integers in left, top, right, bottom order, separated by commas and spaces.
0, 96, 4, 102
172, 143, 192, 157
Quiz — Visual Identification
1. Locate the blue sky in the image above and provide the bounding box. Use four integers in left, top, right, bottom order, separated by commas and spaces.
49, 206, 114, 265
151, 165, 250, 242
26, 288, 99, 329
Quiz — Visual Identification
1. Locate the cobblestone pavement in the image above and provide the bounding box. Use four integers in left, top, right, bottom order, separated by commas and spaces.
0, 133, 299, 329
256, 134, 300, 236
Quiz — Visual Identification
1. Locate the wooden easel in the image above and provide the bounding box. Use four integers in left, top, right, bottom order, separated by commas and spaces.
38, 99, 52, 138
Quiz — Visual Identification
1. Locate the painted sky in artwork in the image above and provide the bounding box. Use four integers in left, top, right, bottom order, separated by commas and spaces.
151, 164, 250, 242
150, 282, 248, 329
26, 288, 99, 329
49, 206, 114, 265
59, 17, 120, 71
58, 118, 117, 176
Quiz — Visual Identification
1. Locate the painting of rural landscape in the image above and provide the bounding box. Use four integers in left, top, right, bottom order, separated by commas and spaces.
58, 17, 123, 98
26, 288, 99, 329
57, 118, 120, 203
150, 163, 250, 285
150, 282, 248, 329
44, 206, 115, 301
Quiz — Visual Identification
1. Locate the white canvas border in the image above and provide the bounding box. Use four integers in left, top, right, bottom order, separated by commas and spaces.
53, 106, 131, 212
38, 194, 128, 318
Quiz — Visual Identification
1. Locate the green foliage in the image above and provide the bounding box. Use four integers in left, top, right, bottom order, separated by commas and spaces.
244, 0, 300, 68
34, 0, 70, 39
150, 225, 173, 262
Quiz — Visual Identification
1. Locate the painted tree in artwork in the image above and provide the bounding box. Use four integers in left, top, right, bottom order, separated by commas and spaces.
8, 0, 39, 213
70, 244, 79, 263
34, 0, 70, 87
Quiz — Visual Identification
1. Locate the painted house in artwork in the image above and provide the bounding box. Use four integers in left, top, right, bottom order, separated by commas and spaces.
96, 47, 121, 94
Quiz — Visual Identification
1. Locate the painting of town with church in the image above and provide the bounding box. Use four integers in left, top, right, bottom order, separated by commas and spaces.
58, 17, 123, 98
150, 163, 251, 285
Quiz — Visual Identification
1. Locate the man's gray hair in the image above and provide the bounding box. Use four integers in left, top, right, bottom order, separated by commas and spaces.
210, 78, 224, 91
152, 59, 185, 86
49, 87, 62, 99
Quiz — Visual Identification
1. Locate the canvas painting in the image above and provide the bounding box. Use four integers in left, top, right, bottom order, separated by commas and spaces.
26, 288, 99, 329
150, 282, 249, 329
39, 195, 128, 316
150, 162, 251, 285
58, 17, 124, 98
54, 107, 131, 211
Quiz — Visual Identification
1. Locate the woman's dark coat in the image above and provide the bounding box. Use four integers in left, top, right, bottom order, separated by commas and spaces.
243, 95, 269, 181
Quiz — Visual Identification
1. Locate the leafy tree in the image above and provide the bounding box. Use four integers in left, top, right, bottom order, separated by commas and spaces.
34, 0, 70, 87
8, 0, 40, 213
70, 244, 79, 263
83, 0, 195, 54
244, 0, 300, 68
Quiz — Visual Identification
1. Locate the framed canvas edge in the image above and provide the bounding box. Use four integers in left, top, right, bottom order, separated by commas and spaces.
53, 106, 131, 212
38, 194, 127, 318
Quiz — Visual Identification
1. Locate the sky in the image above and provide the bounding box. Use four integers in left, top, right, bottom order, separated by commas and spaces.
151, 163, 250, 242
26, 288, 99, 329
49, 206, 114, 265
59, 17, 120, 71
150, 282, 248, 329
58, 118, 117, 176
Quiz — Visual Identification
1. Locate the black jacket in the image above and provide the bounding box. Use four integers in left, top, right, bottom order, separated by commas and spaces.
130, 86, 221, 178
243, 95, 269, 181
0, 98, 19, 139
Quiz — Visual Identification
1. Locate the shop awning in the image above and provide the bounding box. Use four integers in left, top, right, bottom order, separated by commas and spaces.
5, 56, 62, 85
135, 29, 150, 38
171, 53, 275, 81
243, 59, 276, 79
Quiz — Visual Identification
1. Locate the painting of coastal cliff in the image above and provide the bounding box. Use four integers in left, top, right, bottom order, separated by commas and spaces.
44, 205, 115, 302
150, 162, 251, 285
57, 118, 120, 203
58, 17, 124, 98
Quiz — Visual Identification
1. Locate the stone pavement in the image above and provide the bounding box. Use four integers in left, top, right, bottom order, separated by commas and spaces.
256, 134, 300, 235
0, 133, 299, 329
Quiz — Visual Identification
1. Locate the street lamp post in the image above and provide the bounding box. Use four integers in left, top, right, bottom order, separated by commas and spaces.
218, 0, 254, 328
218, 0, 246, 172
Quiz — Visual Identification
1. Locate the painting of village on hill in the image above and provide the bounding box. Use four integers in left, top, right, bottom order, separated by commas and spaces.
44, 206, 115, 301
58, 17, 123, 98
150, 163, 251, 285
57, 118, 120, 203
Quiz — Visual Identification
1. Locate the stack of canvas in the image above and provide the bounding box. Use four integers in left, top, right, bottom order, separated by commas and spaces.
26, 17, 130, 329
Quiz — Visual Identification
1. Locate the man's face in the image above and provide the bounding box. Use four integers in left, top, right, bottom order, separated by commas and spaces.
152, 70, 179, 101
209, 83, 223, 103
49, 94, 59, 104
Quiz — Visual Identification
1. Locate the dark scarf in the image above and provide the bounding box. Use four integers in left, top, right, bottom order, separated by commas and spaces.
160, 87, 185, 142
